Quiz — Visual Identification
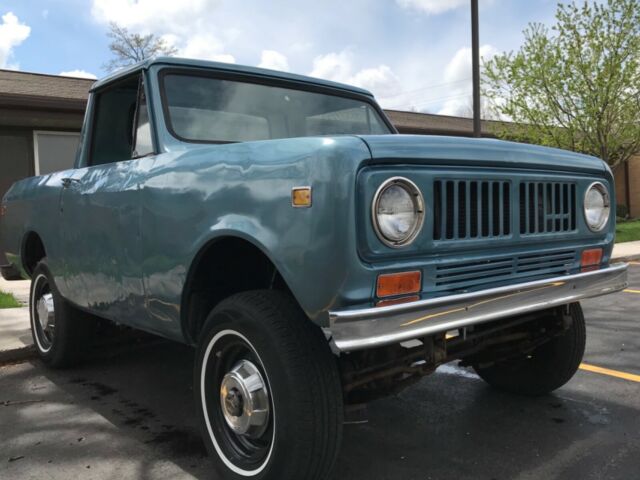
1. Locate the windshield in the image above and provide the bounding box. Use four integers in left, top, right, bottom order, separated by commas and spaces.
161, 72, 392, 143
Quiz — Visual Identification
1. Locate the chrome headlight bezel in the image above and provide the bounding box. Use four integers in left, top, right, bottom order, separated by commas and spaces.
371, 177, 425, 248
583, 182, 611, 232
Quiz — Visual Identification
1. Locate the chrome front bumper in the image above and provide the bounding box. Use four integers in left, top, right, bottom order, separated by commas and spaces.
328, 263, 628, 352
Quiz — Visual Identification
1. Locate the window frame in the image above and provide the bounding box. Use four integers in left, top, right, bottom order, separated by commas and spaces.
131, 75, 156, 159
158, 67, 397, 145
86, 72, 158, 168
33, 130, 81, 176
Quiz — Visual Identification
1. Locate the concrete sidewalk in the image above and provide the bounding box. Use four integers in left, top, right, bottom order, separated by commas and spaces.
0, 277, 31, 362
1, 241, 639, 362
611, 240, 640, 263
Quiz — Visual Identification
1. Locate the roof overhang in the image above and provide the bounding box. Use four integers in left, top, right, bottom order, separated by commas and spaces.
0, 93, 87, 112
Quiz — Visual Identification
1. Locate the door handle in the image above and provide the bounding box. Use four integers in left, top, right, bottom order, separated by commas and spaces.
61, 177, 80, 188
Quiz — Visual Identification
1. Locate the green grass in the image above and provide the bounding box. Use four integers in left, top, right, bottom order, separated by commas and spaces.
616, 219, 640, 243
0, 290, 21, 309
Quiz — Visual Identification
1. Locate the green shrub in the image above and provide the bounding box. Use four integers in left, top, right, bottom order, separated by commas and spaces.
0, 291, 21, 308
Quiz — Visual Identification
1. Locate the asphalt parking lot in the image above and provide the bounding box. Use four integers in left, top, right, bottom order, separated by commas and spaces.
1, 265, 639, 480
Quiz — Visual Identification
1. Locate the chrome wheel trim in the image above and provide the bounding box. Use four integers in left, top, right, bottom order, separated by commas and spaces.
30, 274, 54, 353
201, 329, 275, 477
220, 359, 270, 438
37, 293, 55, 331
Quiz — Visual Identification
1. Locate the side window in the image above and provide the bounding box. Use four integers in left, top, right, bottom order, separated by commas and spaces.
89, 75, 153, 166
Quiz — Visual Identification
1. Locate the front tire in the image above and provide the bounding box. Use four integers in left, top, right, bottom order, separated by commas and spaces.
473, 303, 586, 396
30, 258, 93, 368
194, 290, 343, 480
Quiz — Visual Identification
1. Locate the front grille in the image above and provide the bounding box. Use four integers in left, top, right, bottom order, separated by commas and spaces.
519, 182, 577, 235
434, 249, 576, 290
433, 180, 511, 240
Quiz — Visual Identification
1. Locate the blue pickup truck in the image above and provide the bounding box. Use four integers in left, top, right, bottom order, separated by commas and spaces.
0, 57, 628, 480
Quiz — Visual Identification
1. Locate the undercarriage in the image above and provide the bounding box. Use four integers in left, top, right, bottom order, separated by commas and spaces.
338, 305, 574, 404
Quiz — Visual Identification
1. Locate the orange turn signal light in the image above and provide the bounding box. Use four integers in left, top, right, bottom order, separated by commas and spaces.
376, 271, 421, 298
291, 187, 312, 207
581, 248, 602, 271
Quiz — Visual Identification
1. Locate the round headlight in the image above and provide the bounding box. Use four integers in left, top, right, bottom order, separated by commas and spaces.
584, 182, 610, 232
372, 177, 425, 247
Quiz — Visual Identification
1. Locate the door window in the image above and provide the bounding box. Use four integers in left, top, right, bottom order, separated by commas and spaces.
89, 75, 154, 166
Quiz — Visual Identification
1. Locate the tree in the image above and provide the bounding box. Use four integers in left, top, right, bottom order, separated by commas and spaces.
483, 0, 640, 169
104, 22, 178, 72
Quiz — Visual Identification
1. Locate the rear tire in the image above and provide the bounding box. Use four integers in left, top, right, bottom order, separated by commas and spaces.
29, 258, 94, 368
473, 303, 586, 396
194, 290, 343, 480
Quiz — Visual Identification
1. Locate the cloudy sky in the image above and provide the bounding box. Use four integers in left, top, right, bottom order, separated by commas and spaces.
0, 0, 561, 116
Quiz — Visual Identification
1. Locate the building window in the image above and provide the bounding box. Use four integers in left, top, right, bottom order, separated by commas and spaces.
33, 131, 81, 175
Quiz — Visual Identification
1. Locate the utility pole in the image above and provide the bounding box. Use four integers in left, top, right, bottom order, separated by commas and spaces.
471, 0, 481, 138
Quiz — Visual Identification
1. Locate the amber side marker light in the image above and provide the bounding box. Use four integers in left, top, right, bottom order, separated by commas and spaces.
376, 271, 421, 298
581, 248, 603, 272
291, 187, 312, 207
0, 205, 6, 217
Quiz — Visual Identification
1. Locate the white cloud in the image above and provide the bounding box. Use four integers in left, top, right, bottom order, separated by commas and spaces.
309, 50, 402, 107
59, 69, 98, 79
91, 0, 235, 63
258, 50, 289, 72
437, 44, 496, 117
91, 0, 215, 32
0, 12, 30, 69
350, 65, 402, 101
310, 51, 353, 82
177, 33, 235, 63
442, 45, 496, 84
396, 0, 469, 15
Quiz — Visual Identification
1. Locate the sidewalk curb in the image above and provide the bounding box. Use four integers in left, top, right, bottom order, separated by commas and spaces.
0, 345, 35, 365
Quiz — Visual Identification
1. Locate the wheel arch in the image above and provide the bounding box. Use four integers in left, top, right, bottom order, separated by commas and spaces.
21, 230, 46, 277
180, 233, 295, 344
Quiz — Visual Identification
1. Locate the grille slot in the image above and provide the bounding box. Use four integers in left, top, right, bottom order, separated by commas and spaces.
519, 182, 577, 235
433, 180, 511, 241
434, 250, 576, 290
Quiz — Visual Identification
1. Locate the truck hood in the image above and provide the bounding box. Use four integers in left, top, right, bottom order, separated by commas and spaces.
357, 135, 606, 175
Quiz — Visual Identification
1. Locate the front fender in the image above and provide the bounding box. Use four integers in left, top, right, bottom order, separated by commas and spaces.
138, 136, 372, 334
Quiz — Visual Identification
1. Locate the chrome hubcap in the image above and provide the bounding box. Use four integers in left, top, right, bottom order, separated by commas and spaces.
219, 359, 270, 438
36, 293, 55, 331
